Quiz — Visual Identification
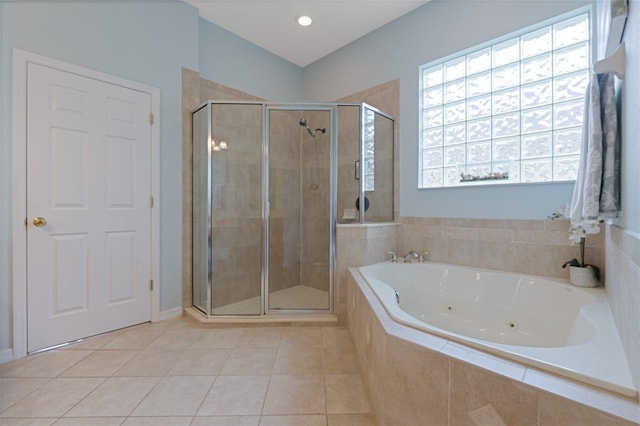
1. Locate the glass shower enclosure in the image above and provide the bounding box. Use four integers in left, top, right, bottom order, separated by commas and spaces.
192, 101, 393, 317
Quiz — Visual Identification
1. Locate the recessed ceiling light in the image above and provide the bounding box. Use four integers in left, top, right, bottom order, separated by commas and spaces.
297, 15, 312, 27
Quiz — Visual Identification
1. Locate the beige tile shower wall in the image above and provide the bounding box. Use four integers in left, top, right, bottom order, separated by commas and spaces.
199, 78, 264, 103
181, 68, 264, 310
364, 113, 394, 222
209, 103, 263, 308
337, 105, 361, 223
269, 110, 301, 293
338, 80, 400, 222
300, 110, 331, 291
606, 225, 640, 392
190, 103, 209, 311
399, 217, 605, 280
346, 270, 640, 426
182, 72, 400, 312
182, 68, 200, 310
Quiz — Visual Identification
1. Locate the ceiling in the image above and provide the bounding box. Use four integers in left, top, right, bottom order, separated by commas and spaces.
185, 0, 430, 67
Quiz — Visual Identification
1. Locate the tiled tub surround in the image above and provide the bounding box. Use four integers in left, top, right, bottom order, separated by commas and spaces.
359, 261, 635, 397
606, 225, 640, 396
347, 268, 640, 426
335, 224, 400, 322
397, 217, 640, 399
399, 217, 605, 280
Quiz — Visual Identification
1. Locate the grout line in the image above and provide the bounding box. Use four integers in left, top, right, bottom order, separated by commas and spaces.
191, 373, 218, 420
322, 368, 329, 425
119, 327, 174, 420
56, 376, 108, 420
0, 376, 52, 416
259, 374, 274, 420
447, 361, 451, 426
54, 349, 96, 378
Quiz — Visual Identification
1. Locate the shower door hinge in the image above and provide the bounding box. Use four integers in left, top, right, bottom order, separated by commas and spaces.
149, 196, 154, 208
150, 279, 154, 291
149, 113, 154, 125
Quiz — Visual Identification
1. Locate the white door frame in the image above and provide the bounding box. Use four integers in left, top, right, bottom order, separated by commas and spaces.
11, 49, 161, 359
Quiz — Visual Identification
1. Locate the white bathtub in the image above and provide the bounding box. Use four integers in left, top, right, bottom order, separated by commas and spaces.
359, 261, 637, 397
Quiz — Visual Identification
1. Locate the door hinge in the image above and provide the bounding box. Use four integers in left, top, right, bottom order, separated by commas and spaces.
150, 279, 154, 291
149, 113, 154, 125
149, 196, 154, 208
24, 217, 28, 227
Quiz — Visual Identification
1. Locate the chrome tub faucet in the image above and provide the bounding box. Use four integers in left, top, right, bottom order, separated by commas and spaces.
403, 250, 419, 263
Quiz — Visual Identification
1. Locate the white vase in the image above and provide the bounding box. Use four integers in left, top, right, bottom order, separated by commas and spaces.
569, 266, 599, 288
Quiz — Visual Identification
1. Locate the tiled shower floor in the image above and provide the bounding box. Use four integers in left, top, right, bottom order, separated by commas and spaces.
0, 316, 372, 425
212, 285, 329, 315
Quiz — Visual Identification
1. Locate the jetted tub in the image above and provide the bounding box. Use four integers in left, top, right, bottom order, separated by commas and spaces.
359, 261, 637, 397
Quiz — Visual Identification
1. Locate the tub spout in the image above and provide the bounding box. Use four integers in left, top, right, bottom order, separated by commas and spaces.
419, 251, 430, 262
386, 251, 398, 263
403, 250, 419, 263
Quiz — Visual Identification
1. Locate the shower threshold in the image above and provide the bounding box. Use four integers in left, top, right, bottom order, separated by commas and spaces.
186, 285, 337, 324
214, 285, 328, 314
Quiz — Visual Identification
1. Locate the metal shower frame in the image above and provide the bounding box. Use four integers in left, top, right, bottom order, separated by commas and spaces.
192, 100, 393, 318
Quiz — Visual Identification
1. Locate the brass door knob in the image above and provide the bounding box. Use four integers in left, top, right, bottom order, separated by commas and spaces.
33, 217, 47, 227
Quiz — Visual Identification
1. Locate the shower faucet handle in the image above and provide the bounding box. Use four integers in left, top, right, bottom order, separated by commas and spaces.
386, 251, 398, 263
419, 251, 430, 262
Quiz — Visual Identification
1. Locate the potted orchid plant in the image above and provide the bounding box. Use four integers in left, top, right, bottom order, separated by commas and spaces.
561, 220, 601, 287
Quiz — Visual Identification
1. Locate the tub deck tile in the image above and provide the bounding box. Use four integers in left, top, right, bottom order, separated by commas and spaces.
441, 342, 526, 382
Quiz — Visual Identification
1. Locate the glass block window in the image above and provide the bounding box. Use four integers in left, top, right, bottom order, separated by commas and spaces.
363, 108, 375, 191
419, 9, 591, 188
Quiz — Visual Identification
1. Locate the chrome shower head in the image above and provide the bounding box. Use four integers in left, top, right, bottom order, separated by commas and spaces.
299, 118, 325, 137
299, 118, 316, 137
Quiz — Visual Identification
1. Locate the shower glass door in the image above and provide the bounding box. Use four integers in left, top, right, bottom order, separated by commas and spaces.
266, 107, 333, 311
207, 103, 263, 315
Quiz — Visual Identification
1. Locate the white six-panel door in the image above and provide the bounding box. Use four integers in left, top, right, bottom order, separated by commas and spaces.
26, 62, 153, 352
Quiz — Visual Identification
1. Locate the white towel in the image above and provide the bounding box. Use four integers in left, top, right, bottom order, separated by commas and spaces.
570, 73, 620, 223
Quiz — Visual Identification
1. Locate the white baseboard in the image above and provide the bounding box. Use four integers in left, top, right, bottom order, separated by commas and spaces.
1, 348, 14, 364
159, 307, 183, 321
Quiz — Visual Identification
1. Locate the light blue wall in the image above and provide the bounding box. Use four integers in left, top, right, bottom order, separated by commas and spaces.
303, 0, 592, 219
199, 18, 304, 101
0, 0, 200, 353
0, 2, 9, 355
0, 2, 302, 355
619, 0, 640, 233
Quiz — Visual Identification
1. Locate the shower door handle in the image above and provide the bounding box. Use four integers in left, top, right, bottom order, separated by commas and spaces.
354, 160, 360, 180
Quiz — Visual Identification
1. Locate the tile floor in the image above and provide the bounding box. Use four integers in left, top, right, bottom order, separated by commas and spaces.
0, 317, 374, 426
